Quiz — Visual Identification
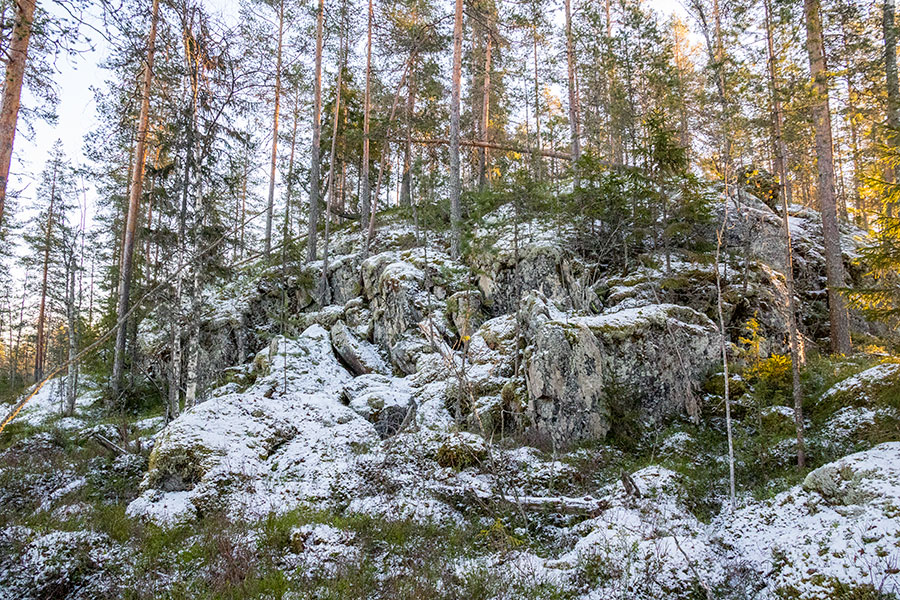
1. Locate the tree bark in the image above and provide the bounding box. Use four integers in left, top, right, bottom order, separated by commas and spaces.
111, 0, 160, 401
478, 21, 492, 191
400, 54, 416, 209
65, 252, 77, 416
264, 0, 284, 257
564, 0, 581, 184
766, 0, 806, 468
321, 6, 346, 300
307, 0, 324, 263
804, 0, 852, 356
884, 0, 900, 192
35, 161, 57, 382
449, 0, 463, 259
533, 28, 543, 180
360, 0, 373, 254
0, 0, 36, 227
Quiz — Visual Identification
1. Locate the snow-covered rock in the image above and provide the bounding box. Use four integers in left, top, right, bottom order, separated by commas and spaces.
718, 442, 900, 598
330, 319, 389, 376
341, 373, 413, 438
128, 326, 379, 525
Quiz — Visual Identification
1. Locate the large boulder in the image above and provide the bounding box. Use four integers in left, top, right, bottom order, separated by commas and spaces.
330, 320, 389, 376
521, 293, 721, 444
341, 373, 413, 438
128, 326, 379, 525
361, 249, 466, 374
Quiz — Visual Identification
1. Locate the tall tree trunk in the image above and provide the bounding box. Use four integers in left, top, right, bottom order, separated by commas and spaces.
804, 0, 852, 356
307, 0, 324, 263
449, 0, 463, 259
766, 0, 806, 467
240, 156, 248, 258
884, 0, 900, 192
400, 54, 416, 209
321, 5, 346, 300
360, 0, 373, 253
564, 0, 581, 184
0, 0, 35, 227
13, 272, 27, 385
284, 90, 299, 252
167, 275, 182, 421
533, 28, 543, 180
65, 252, 77, 416
34, 163, 57, 382
478, 22, 493, 191
264, 0, 284, 257
111, 0, 160, 401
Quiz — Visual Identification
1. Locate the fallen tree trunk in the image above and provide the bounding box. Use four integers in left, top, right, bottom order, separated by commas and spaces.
431, 483, 610, 515
393, 137, 573, 161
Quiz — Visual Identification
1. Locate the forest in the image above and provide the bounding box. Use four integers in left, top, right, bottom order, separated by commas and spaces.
0, 0, 899, 598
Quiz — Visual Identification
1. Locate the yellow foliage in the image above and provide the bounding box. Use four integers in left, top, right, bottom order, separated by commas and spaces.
477, 519, 523, 553
745, 354, 792, 386
738, 317, 764, 363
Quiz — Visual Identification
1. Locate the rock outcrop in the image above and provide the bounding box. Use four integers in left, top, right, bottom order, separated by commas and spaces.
521, 293, 721, 443
128, 326, 378, 524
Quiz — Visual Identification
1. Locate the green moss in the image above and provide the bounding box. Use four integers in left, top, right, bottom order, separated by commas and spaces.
435, 436, 487, 470
146, 438, 214, 490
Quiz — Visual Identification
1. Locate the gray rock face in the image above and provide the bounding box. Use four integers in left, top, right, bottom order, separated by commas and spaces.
521, 293, 721, 444
468, 209, 597, 315
341, 374, 413, 438
446, 290, 484, 338
330, 320, 389, 376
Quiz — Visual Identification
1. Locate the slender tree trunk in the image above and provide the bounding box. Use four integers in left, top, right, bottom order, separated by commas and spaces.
321, 5, 346, 300
13, 272, 26, 385
715, 209, 736, 509
478, 23, 493, 191
264, 0, 284, 257
167, 276, 182, 421
766, 0, 806, 467
0, 0, 35, 227
804, 0, 852, 356
449, 0, 463, 259
34, 162, 57, 382
564, 0, 581, 184
360, 0, 373, 253
111, 0, 160, 401
400, 54, 416, 209
367, 59, 412, 247
307, 0, 324, 263
284, 91, 299, 251
533, 29, 543, 180
240, 157, 247, 258
65, 252, 77, 416
840, 8, 864, 226
884, 0, 900, 191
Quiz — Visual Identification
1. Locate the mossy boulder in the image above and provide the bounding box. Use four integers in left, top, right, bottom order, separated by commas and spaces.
435, 432, 488, 469
814, 362, 900, 417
